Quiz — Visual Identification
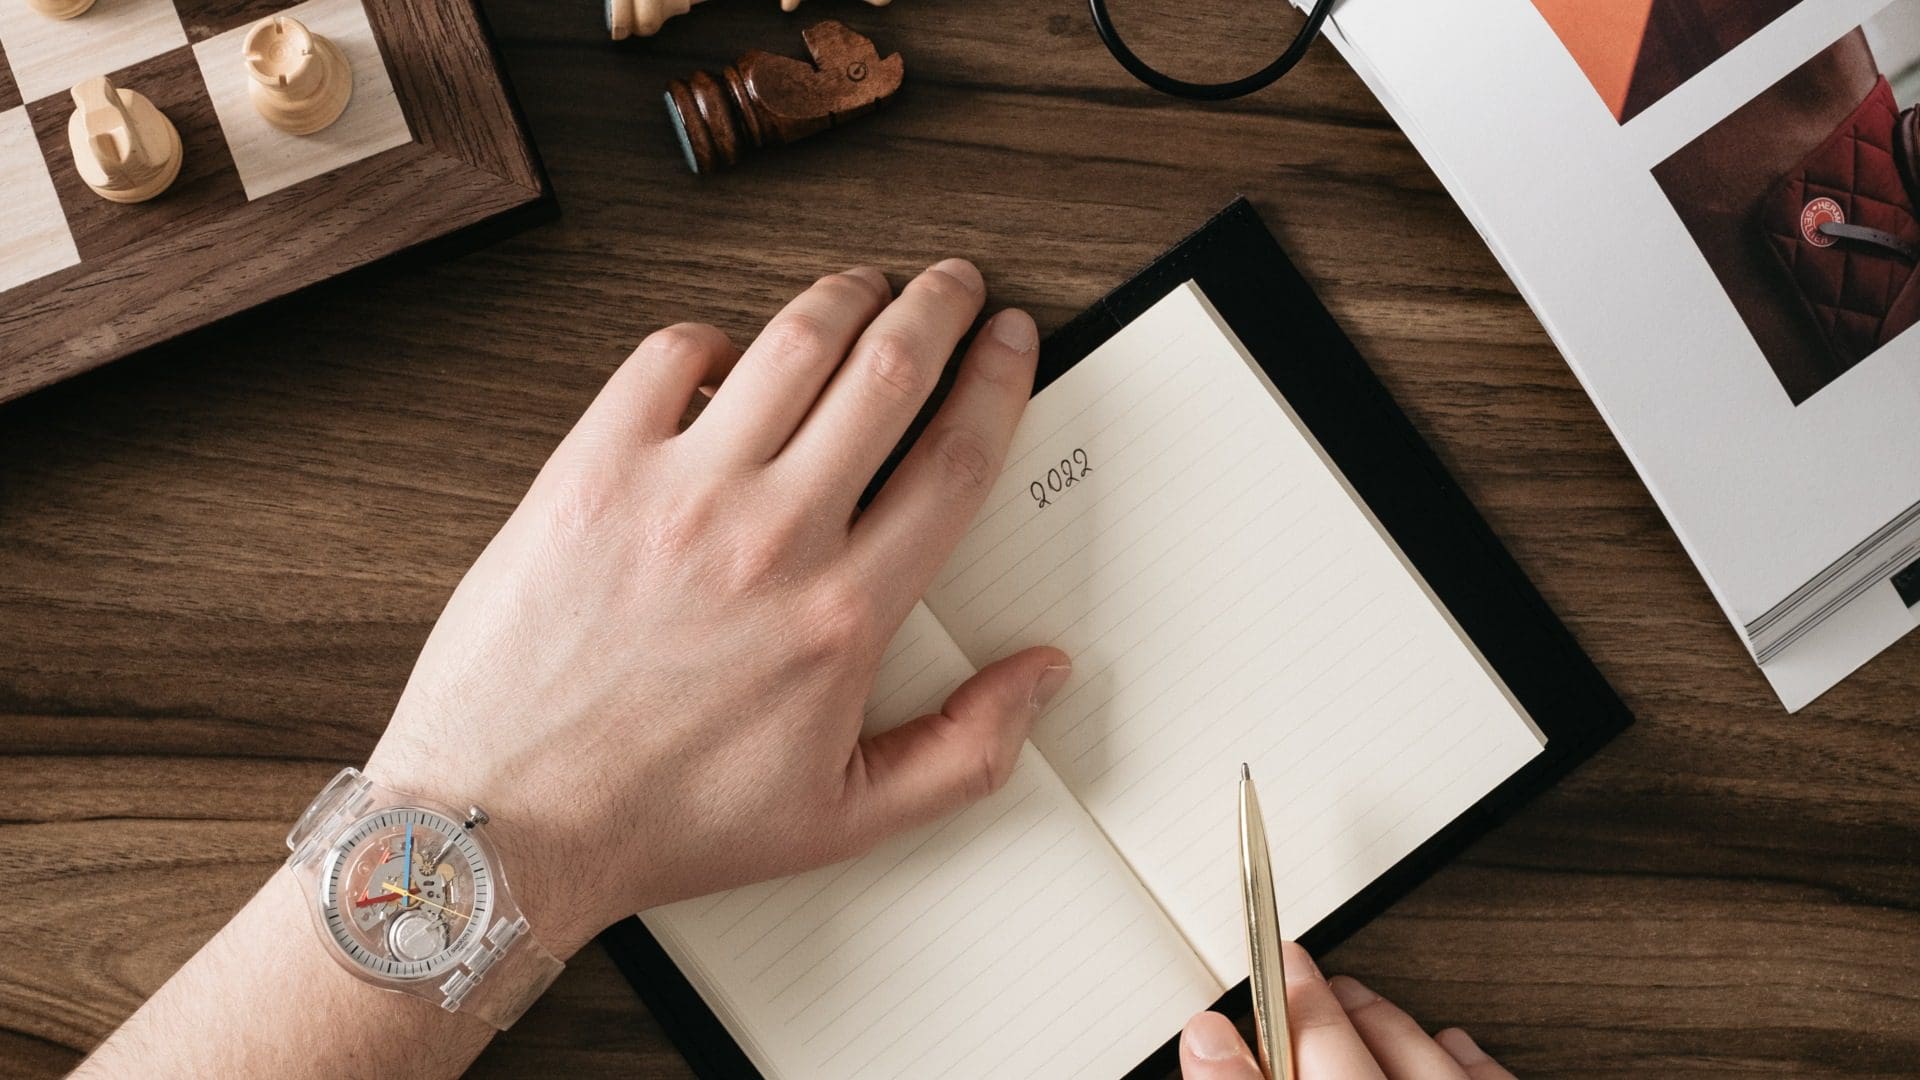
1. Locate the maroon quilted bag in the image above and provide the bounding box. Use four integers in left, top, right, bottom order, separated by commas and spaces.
1758, 77, 1920, 368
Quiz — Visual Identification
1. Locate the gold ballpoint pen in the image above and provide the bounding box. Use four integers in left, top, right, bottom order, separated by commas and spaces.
1239, 764, 1295, 1080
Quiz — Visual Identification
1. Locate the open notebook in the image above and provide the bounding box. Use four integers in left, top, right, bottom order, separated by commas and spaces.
610, 200, 1630, 1080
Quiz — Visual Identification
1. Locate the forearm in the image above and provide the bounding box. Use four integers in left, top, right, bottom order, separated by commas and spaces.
76, 866, 501, 1079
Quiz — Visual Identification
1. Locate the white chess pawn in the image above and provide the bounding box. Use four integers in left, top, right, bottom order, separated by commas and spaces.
67, 75, 182, 204
606, 0, 892, 39
607, 0, 699, 40
26, 0, 96, 20
243, 15, 352, 135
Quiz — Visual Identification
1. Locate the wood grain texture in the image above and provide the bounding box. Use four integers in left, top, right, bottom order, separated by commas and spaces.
0, 43, 20, 110
3, 1, 1919, 1077
0, 0, 546, 403
0, 0, 188, 103
208, 2, 409, 194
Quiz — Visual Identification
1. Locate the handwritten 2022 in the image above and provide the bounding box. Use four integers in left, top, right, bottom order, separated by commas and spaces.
1029, 449, 1093, 510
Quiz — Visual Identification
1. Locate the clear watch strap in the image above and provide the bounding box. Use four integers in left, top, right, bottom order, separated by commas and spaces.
286, 767, 374, 867
437, 912, 565, 1030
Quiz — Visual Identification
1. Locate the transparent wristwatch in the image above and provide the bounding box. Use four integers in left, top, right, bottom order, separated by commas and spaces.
286, 768, 564, 1029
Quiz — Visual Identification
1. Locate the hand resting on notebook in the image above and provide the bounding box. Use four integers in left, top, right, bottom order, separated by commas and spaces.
358, 257, 1071, 954
77, 259, 1071, 1078
1179, 945, 1514, 1080
637, 276, 1548, 1078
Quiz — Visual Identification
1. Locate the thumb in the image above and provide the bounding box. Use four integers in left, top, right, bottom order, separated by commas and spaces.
1181, 1012, 1264, 1079
847, 646, 1071, 844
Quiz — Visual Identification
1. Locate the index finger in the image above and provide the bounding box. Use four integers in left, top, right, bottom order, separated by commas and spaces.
1281, 943, 1387, 1080
849, 307, 1039, 625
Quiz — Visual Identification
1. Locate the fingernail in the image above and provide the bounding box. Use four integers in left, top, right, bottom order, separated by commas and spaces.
988, 309, 1038, 354
1329, 975, 1379, 1010
929, 257, 983, 295
1182, 1012, 1256, 1063
1031, 663, 1072, 712
1283, 943, 1321, 984
842, 265, 889, 295
1437, 1028, 1492, 1065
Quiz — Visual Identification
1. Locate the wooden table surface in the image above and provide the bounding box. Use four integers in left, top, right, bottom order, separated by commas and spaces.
5, 1, 1919, 1076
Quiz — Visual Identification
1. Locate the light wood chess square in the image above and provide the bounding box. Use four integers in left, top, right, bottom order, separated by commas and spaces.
0, 105, 78, 294
0, 0, 187, 103
193, 0, 409, 201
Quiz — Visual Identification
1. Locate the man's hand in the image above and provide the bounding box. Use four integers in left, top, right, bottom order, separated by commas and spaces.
77, 260, 1066, 1080
1180, 944, 1514, 1080
364, 259, 1066, 957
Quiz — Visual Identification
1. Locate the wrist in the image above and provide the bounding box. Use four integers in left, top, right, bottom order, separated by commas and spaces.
478, 806, 609, 962
357, 750, 613, 961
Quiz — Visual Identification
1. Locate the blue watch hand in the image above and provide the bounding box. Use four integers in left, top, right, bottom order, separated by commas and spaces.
403, 822, 414, 907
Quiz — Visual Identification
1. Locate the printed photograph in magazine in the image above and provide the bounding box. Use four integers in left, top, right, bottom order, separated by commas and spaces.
1529, 0, 1809, 123
1653, 3, 1920, 404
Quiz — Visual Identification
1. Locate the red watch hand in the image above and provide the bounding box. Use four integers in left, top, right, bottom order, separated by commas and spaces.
355, 890, 406, 908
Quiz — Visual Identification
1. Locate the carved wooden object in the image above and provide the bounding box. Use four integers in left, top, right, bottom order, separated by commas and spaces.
26, 0, 95, 19
662, 20, 902, 175
66, 76, 182, 204
244, 16, 354, 136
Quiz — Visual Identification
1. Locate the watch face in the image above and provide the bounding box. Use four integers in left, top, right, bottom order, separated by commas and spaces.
319, 808, 492, 980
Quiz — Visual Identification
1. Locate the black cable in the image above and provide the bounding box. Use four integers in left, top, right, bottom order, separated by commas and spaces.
1088, 0, 1338, 101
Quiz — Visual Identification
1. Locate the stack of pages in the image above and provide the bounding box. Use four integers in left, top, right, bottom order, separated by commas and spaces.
1300, 0, 1920, 709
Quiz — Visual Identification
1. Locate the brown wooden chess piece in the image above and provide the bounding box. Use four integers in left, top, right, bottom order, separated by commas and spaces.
663, 20, 902, 175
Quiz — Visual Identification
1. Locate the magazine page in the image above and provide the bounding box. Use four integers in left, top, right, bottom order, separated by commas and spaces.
1309, 0, 1920, 708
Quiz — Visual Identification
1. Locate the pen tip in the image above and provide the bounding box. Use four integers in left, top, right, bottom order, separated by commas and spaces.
1240, 762, 1251, 780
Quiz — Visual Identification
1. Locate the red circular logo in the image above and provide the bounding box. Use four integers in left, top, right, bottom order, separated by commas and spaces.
1801, 197, 1844, 247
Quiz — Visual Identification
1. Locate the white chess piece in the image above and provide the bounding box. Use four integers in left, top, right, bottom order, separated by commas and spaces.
244, 15, 353, 135
26, 0, 96, 20
607, 0, 699, 39
67, 75, 182, 204
777, 0, 891, 11
607, 0, 893, 39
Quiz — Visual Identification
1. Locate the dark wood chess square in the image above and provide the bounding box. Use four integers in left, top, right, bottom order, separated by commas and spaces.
0, 40, 20, 110
25, 44, 246, 262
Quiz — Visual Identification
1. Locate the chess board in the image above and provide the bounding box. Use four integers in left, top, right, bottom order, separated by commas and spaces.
0, 0, 549, 403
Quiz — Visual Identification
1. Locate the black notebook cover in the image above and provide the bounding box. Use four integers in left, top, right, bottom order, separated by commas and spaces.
600, 197, 1634, 1080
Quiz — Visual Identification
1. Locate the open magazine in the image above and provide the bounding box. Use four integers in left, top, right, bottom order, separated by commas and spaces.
1296, 0, 1920, 709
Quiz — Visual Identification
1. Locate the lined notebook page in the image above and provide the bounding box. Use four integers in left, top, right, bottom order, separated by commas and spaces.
924, 282, 1546, 982
641, 602, 1221, 1080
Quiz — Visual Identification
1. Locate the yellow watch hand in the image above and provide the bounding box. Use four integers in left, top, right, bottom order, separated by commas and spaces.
380, 881, 471, 922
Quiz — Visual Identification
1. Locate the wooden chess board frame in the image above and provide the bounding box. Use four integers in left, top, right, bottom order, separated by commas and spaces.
0, 0, 550, 404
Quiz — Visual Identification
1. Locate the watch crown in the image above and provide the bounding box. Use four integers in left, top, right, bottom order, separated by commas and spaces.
465, 806, 489, 829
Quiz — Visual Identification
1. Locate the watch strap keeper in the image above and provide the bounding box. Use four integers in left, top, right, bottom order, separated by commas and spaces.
439, 913, 565, 1029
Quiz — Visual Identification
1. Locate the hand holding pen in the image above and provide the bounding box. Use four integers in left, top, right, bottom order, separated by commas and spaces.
1195, 767, 1512, 1080
1177, 946, 1513, 1079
